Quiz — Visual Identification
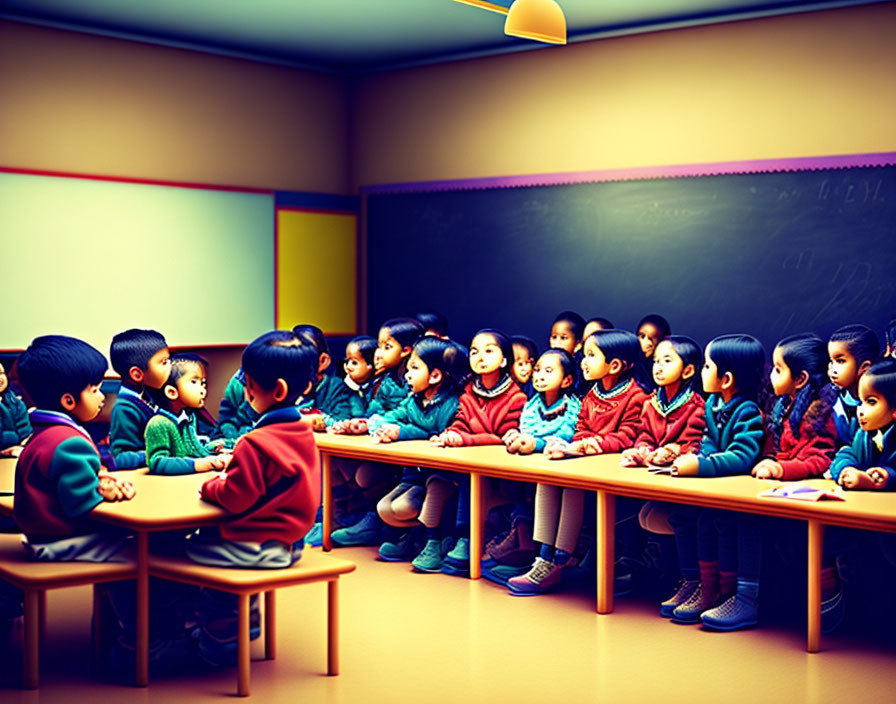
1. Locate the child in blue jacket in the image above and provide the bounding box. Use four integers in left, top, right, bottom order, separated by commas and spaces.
0, 361, 31, 456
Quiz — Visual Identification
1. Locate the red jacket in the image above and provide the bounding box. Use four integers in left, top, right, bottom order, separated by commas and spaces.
763, 401, 838, 481
447, 378, 527, 446
201, 409, 320, 544
574, 379, 649, 452
633, 390, 706, 455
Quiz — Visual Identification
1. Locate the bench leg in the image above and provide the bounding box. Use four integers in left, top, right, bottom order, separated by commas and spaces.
238, 593, 250, 696
322, 453, 333, 552
597, 491, 615, 615
23, 588, 40, 689
807, 519, 823, 653
469, 473, 482, 580
264, 591, 276, 660
136, 531, 149, 686
327, 580, 338, 676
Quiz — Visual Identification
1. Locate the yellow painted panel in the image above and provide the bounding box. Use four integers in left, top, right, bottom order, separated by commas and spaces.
276, 210, 357, 334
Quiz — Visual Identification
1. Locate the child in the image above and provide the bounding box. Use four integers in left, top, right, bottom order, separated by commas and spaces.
503, 349, 583, 594
186, 330, 320, 665
885, 318, 896, 360
668, 334, 765, 630
13, 335, 135, 561
293, 324, 352, 427
635, 314, 671, 392
108, 328, 171, 469
828, 324, 879, 446
144, 354, 230, 475
549, 311, 585, 356
0, 360, 31, 456
582, 317, 615, 342
415, 310, 449, 339
829, 359, 896, 490
510, 335, 537, 398
213, 369, 259, 443
372, 337, 467, 561
343, 335, 378, 420
426, 329, 527, 573
548, 329, 649, 457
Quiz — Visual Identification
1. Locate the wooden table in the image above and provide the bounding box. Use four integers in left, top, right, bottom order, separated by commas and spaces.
314, 433, 896, 652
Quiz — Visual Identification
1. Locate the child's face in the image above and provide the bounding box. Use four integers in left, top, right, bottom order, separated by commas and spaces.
0, 363, 7, 394
532, 352, 569, 395
70, 383, 105, 423
857, 374, 896, 432
404, 352, 432, 394
582, 321, 605, 341
770, 346, 800, 397
142, 348, 172, 390
469, 333, 505, 376
512, 344, 534, 385
638, 323, 662, 359
581, 337, 610, 381
175, 364, 208, 409
828, 341, 860, 390
701, 347, 724, 394
549, 321, 578, 355
652, 340, 686, 388
344, 343, 374, 384
375, 329, 404, 374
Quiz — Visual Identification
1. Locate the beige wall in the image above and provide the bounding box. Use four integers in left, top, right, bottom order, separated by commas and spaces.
0, 20, 351, 193
352, 3, 896, 189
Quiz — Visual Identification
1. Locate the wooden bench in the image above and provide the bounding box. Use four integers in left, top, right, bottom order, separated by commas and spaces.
148, 549, 356, 696
0, 533, 136, 688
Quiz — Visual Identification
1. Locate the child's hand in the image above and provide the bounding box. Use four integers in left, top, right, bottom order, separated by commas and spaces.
671, 454, 700, 477
374, 424, 400, 443
868, 467, 889, 489
578, 436, 602, 455
348, 418, 369, 435
195, 456, 228, 473
620, 448, 645, 467
515, 434, 537, 455
752, 459, 783, 480
838, 467, 878, 490
98, 475, 135, 501
502, 429, 521, 449
431, 430, 463, 447
652, 444, 680, 466
331, 420, 349, 434
308, 413, 327, 432
0, 445, 23, 458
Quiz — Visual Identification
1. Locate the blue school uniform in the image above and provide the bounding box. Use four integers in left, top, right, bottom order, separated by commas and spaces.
831, 387, 861, 446
695, 394, 764, 477
108, 386, 157, 470
0, 389, 31, 449
829, 424, 896, 489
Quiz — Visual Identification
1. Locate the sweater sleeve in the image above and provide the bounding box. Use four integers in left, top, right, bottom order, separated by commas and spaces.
318, 376, 352, 423
398, 396, 460, 441
828, 431, 863, 483
678, 400, 707, 455
215, 375, 258, 440
778, 415, 838, 481
599, 390, 649, 453
631, 402, 656, 451
697, 404, 764, 477
49, 436, 104, 519
200, 442, 266, 514
0, 393, 32, 447
109, 400, 147, 470
455, 391, 526, 447
145, 416, 197, 475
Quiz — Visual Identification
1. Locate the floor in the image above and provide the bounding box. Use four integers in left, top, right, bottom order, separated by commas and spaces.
2, 544, 896, 704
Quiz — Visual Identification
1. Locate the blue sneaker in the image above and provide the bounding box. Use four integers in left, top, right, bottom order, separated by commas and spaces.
821, 586, 845, 634
481, 562, 529, 586
331, 511, 380, 547
304, 522, 323, 547
378, 531, 419, 562
700, 593, 758, 631
441, 537, 470, 576
412, 539, 444, 573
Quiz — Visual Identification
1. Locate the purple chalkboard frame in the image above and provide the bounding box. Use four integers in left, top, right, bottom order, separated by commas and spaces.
361, 152, 896, 194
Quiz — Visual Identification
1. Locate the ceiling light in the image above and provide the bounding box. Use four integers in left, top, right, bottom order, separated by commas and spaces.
452, 0, 567, 46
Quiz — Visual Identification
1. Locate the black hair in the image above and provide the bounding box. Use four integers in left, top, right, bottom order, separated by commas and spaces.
658, 335, 702, 396
411, 337, 469, 394
471, 328, 514, 375
17, 335, 107, 412
536, 348, 577, 397
380, 317, 425, 349
293, 324, 329, 357
164, 353, 209, 390
637, 314, 672, 339
552, 310, 585, 342
109, 328, 167, 381
586, 317, 615, 331
242, 330, 316, 408
829, 324, 880, 365
346, 335, 377, 367
705, 334, 766, 401
864, 360, 896, 408
510, 335, 538, 361
414, 310, 449, 338
768, 333, 836, 443
884, 318, 896, 356
586, 329, 642, 382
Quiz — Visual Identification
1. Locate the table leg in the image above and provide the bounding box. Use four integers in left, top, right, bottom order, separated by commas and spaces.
23, 588, 39, 689
807, 519, 823, 653
136, 531, 149, 686
469, 473, 482, 580
596, 491, 615, 615
322, 454, 333, 552
237, 593, 250, 696
264, 591, 276, 660
327, 580, 339, 676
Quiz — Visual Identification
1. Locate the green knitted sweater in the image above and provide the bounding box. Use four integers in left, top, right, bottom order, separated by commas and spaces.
145, 409, 211, 475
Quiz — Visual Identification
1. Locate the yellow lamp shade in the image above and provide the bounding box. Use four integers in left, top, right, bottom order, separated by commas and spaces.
504, 0, 566, 45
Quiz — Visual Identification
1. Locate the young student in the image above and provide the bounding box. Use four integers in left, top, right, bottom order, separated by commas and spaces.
0, 360, 31, 457
213, 368, 259, 443
186, 330, 320, 665
548, 329, 649, 458
144, 353, 230, 475
884, 317, 896, 360
583, 317, 615, 342
371, 337, 467, 561
549, 311, 585, 356
14, 335, 135, 561
293, 324, 352, 427
426, 329, 527, 574
510, 335, 537, 398
343, 335, 378, 420
635, 314, 671, 392
827, 324, 879, 446
829, 359, 896, 490
415, 310, 449, 339
667, 334, 765, 630
108, 328, 171, 469
502, 349, 583, 594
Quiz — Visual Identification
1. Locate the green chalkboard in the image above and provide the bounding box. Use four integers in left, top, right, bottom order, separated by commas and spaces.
366, 166, 896, 353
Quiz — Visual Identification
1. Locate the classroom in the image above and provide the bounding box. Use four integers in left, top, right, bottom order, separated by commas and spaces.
1, 1, 896, 702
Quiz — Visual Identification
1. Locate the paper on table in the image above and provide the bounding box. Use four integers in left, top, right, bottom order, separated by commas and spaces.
758, 484, 845, 501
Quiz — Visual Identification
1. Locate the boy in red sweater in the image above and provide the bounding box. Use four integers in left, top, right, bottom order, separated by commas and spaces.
185, 330, 320, 665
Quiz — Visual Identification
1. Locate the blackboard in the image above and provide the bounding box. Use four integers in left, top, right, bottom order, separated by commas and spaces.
366, 165, 896, 355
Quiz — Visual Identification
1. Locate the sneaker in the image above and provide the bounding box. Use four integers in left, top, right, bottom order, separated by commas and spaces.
481, 562, 529, 586
821, 586, 845, 634
442, 537, 470, 576
671, 583, 719, 624
485, 519, 536, 566
412, 539, 444, 573
660, 579, 699, 618
700, 593, 758, 631
378, 531, 418, 562
331, 511, 380, 547
507, 557, 563, 596
304, 522, 323, 547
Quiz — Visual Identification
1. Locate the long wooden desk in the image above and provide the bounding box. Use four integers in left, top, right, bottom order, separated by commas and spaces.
314, 433, 896, 652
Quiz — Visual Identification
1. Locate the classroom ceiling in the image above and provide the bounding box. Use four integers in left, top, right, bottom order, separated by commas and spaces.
0, 0, 880, 74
